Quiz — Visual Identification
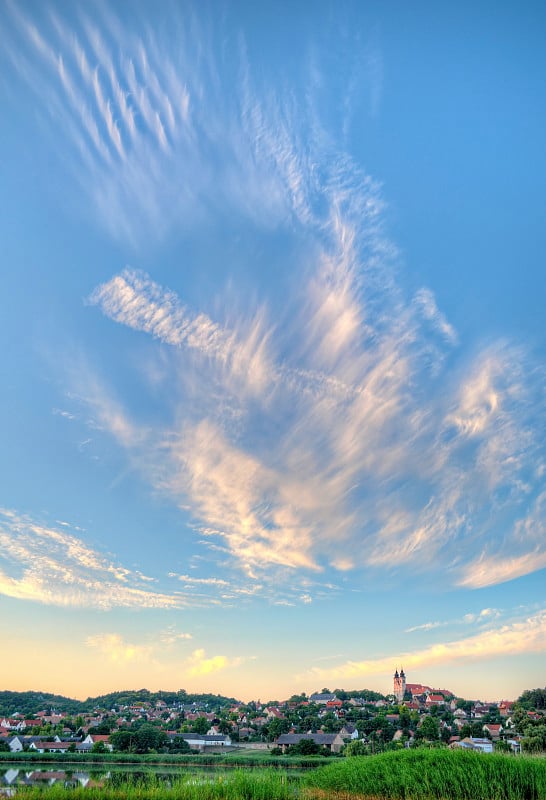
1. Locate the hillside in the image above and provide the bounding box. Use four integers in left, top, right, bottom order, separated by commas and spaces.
0, 688, 240, 717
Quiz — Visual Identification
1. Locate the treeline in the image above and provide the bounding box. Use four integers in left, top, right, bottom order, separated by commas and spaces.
517, 687, 546, 710
87, 688, 239, 711
0, 691, 86, 717
0, 688, 239, 717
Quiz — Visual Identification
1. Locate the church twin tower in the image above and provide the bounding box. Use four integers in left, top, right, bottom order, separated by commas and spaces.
393, 668, 406, 702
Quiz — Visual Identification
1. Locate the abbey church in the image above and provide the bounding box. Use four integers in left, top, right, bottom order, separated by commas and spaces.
393, 669, 445, 703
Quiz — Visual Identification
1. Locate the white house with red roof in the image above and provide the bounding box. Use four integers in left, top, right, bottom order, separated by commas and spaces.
425, 694, 446, 707
483, 724, 503, 740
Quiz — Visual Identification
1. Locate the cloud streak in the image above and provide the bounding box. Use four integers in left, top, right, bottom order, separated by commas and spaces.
302, 608, 546, 684
86, 265, 546, 593
0, 508, 182, 609
5, 2, 546, 599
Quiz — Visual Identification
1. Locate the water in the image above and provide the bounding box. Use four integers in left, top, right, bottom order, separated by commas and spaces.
0, 763, 229, 793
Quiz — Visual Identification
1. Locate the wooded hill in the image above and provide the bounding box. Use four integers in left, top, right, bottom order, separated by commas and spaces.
0, 688, 239, 717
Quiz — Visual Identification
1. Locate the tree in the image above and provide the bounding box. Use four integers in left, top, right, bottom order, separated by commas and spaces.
168, 736, 191, 754
456, 699, 473, 714
344, 739, 366, 756
133, 723, 168, 753
109, 730, 134, 752
517, 688, 546, 710
92, 719, 116, 734
399, 706, 411, 733
266, 717, 290, 742
460, 722, 485, 739
192, 716, 210, 735
321, 712, 342, 733
416, 715, 440, 742
292, 738, 320, 755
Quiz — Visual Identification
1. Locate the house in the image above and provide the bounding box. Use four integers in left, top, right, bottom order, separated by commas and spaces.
405, 683, 432, 698
8, 736, 47, 752
451, 737, 493, 754
498, 701, 514, 718
179, 733, 231, 751
339, 724, 359, 740
276, 733, 345, 754
264, 707, 284, 719
309, 693, 337, 705
483, 724, 503, 740
0, 719, 27, 732
29, 741, 73, 754
505, 737, 522, 753
425, 694, 446, 707
348, 698, 368, 707
80, 734, 113, 752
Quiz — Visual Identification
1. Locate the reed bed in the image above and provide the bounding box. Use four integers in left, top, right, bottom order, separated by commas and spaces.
7, 750, 546, 800
305, 748, 546, 800
11, 769, 298, 800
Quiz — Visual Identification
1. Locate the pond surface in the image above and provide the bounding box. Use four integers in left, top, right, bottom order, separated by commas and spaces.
0, 761, 315, 794
0, 763, 233, 793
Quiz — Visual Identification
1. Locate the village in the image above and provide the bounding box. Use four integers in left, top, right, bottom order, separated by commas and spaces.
2, 673, 544, 758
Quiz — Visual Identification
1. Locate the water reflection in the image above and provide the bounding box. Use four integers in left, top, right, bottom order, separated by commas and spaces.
0, 767, 109, 790
0, 766, 225, 792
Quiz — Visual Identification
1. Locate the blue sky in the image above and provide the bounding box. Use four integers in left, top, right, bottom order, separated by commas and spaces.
1, 0, 545, 702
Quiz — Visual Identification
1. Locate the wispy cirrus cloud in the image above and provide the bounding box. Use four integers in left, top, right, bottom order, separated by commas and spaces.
86, 265, 546, 591
405, 621, 445, 634
0, 507, 183, 609
6, 2, 546, 597
1, 2, 310, 246
159, 626, 193, 646
301, 608, 546, 684
405, 608, 501, 633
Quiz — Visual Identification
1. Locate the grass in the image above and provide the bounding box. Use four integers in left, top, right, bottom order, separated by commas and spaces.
5, 769, 298, 800
5, 749, 546, 799
304, 748, 546, 800
0, 749, 321, 769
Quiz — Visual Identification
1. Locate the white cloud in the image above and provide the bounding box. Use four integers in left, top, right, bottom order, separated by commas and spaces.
458, 491, 546, 588
159, 626, 193, 646
7, 3, 546, 596
83, 264, 546, 592
406, 608, 501, 633
0, 508, 184, 610
414, 288, 458, 346
301, 608, 546, 684
86, 633, 151, 663
185, 648, 243, 677
405, 621, 444, 633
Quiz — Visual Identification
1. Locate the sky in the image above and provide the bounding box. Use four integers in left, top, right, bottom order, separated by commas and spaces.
1, 0, 545, 704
